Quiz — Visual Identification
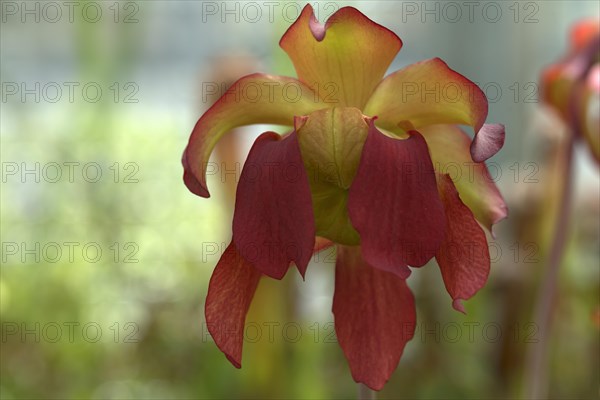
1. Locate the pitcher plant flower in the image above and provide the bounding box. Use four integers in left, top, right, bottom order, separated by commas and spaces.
183, 5, 507, 390
542, 19, 600, 162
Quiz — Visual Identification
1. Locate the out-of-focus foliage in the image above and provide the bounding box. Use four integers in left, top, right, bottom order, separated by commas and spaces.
1, 1, 598, 399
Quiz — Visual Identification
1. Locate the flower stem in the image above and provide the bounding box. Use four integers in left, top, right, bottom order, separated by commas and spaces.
357, 384, 376, 400
525, 136, 575, 399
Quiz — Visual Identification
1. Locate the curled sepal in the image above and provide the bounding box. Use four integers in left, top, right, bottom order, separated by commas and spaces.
470, 123, 506, 162
435, 174, 491, 313
233, 131, 315, 279
348, 122, 446, 274
182, 73, 324, 197
205, 242, 261, 368
333, 245, 416, 391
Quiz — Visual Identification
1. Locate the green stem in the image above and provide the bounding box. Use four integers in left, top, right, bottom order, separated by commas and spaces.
357, 383, 376, 400
525, 136, 575, 398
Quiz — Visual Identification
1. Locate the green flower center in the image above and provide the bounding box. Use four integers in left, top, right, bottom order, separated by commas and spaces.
296, 107, 369, 245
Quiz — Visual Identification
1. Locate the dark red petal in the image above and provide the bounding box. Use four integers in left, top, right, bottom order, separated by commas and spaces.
348, 122, 446, 272
333, 245, 416, 391
205, 242, 262, 368
435, 174, 490, 313
470, 124, 506, 162
233, 131, 315, 279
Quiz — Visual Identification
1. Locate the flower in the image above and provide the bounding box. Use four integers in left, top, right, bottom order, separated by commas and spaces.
542, 19, 600, 162
183, 5, 507, 390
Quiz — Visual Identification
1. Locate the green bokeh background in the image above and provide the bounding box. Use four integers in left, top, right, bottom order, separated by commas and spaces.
1, 1, 599, 398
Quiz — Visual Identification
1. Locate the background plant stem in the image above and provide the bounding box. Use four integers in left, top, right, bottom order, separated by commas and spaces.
525, 136, 575, 399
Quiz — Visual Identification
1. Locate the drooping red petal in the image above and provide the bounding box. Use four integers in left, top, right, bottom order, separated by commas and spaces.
333, 245, 416, 391
435, 175, 490, 313
348, 122, 446, 274
280, 5, 402, 108
182, 73, 324, 197
470, 123, 506, 162
205, 242, 262, 368
233, 131, 315, 279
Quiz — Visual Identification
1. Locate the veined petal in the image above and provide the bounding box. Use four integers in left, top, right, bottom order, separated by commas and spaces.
280, 5, 402, 108
419, 124, 507, 233
435, 174, 490, 313
364, 58, 488, 136
333, 245, 416, 391
233, 131, 315, 279
205, 242, 261, 368
182, 73, 325, 197
295, 107, 369, 245
348, 122, 446, 273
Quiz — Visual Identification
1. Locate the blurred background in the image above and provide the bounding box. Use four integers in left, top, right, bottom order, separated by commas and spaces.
1, 1, 599, 399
